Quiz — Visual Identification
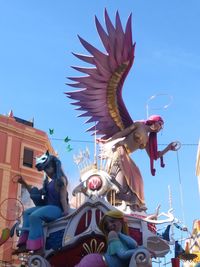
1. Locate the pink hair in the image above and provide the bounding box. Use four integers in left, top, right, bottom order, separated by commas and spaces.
145, 115, 165, 176
145, 115, 164, 126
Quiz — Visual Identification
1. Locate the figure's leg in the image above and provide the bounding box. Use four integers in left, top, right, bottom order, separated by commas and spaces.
112, 167, 146, 211
17, 206, 39, 246
108, 150, 146, 211
109, 162, 133, 205
12, 207, 40, 254
26, 205, 62, 251
115, 168, 129, 191
108, 160, 126, 205
117, 148, 147, 211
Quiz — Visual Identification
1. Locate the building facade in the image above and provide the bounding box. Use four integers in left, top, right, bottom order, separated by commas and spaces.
0, 111, 55, 265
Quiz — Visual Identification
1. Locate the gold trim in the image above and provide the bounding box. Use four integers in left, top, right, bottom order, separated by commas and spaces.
83, 239, 105, 254
124, 144, 131, 154
107, 62, 129, 130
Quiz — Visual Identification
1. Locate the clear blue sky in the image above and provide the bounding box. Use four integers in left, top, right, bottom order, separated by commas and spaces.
0, 0, 200, 264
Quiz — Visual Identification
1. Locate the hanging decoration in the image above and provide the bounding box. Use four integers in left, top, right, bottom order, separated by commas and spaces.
0, 198, 24, 221
49, 128, 54, 135
64, 136, 71, 143
66, 144, 73, 152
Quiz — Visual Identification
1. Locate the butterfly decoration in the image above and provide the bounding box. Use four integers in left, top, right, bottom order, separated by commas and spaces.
49, 128, 54, 135
66, 144, 73, 152
64, 136, 71, 143
48, 130, 73, 151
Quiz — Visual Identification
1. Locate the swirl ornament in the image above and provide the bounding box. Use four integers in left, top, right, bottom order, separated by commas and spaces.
28, 255, 51, 267
129, 247, 151, 267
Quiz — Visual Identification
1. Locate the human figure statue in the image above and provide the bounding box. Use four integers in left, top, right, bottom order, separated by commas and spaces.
13, 151, 69, 255
75, 210, 151, 267
97, 115, 179, 210
65, 10, 180, 211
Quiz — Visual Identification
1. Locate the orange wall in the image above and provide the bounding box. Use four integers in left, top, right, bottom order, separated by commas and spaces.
0, 113, 55, 264
0, 132, 7, 163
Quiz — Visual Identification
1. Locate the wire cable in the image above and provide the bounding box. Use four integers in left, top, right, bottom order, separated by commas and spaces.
176, 150, 186, 227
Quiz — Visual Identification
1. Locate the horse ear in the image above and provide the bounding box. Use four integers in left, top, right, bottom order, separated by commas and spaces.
46, 150, 50, 156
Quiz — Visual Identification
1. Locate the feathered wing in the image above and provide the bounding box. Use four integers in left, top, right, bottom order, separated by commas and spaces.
65, 9, 135, 138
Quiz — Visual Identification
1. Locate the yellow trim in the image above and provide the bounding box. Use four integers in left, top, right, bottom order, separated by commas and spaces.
124, 143, 131, 154
82, 239, 105, 254
107, 62, 129, 130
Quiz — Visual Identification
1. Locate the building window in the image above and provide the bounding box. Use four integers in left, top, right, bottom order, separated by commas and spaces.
23, 148, 34, 168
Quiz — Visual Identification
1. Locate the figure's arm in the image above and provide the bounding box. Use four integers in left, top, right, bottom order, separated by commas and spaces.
118, 233, 138, 249
18, 177, 45, 206
116, 248, 136, 260
97, 123, 137, 144
107, 231, 137, 260
157, 142, 180, 158
60, 177, 69, 215
146, 142, 180, 158
17, 176, 32, 193
110, 124, 138, 141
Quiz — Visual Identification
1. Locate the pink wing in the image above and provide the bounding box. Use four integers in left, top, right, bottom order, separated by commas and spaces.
65, 9, 135, 138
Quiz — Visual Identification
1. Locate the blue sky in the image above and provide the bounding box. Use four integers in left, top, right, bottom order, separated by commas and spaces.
0, 0, 200, 263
